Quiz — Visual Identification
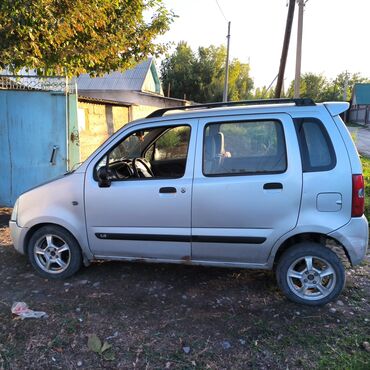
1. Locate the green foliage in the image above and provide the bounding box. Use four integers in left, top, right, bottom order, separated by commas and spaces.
286, 72, 370, 102
286, 72, 328, 100
220, 122, 278, 157
253, 86, 276, 99
157, 129, 181, 150
87, 334, 114, 361
160, 42, 198, 100
161, 42, 254, 102
323, 72, 369, 101
155, 126, 190, 159
0, 0, 174, 76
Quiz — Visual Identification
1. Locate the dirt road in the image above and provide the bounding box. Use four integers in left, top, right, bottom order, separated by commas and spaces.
348, 125, 370, 157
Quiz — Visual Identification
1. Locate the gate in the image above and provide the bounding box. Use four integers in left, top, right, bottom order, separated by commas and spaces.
0, 76, 79, 206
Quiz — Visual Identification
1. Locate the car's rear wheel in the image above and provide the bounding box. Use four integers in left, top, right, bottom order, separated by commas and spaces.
276, 242, 345, 305
28, 225, 82, 279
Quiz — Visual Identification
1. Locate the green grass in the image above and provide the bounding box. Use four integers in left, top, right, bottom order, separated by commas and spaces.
361, 156, 370, 219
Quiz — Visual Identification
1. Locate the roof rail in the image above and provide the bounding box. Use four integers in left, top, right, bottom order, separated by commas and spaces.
146, 98, 315, 118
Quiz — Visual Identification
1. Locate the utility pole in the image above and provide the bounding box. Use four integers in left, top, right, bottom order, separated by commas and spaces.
223, 21, 231, 102
294, 0, 305, 98
275, 0, 296, 98
343, 70, 349, 101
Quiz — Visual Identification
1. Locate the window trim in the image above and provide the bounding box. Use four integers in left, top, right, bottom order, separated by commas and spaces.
202, 119, 288, 177
293, 118, 337, 173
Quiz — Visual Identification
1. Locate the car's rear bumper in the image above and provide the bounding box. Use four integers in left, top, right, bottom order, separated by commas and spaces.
328, 216, 369, 265
9, 220, 28, 255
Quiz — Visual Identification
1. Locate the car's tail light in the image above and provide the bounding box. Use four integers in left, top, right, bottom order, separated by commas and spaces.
352, 174, 365, 217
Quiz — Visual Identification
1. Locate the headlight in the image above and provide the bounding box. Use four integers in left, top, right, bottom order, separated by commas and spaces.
11, 199, 19, 222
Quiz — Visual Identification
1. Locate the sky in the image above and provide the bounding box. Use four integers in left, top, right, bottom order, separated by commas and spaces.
156, 0, 370, 90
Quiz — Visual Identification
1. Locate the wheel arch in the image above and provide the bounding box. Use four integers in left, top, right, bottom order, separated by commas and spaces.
23, 222, 91, 266
272, 232, 352, 269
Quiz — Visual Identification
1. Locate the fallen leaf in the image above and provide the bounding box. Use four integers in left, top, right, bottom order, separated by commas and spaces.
103, 350, 115, 361
101, 341, 112, 353
88, 334, 102, 353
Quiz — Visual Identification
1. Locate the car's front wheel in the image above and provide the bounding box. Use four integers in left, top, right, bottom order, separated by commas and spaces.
28, 225, 82, 279
276, 242, 345, 305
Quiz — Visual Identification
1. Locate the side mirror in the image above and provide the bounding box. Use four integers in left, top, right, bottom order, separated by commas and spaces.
97, 167, 111, 188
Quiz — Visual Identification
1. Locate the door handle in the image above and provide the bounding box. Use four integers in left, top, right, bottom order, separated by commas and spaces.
263, 182, 283, 190
50, 145, 59, 165
159, 187, 177, 194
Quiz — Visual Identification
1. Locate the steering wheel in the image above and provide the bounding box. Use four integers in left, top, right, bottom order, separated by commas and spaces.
132, 158, 154, 178
115, 161, 134, 179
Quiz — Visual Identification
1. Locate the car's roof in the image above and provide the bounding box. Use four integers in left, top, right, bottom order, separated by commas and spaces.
125, 101, 324, 129
124, 100, 349, 131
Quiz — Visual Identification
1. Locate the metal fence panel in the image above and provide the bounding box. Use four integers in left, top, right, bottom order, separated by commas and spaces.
0, 90, 68, 206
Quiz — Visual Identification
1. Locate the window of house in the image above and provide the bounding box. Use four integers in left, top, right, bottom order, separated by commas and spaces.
203, 120, 287, 176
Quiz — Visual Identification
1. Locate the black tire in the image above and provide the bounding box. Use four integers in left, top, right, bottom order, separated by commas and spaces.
28, 225, 82, 279
276, 242, 345, 306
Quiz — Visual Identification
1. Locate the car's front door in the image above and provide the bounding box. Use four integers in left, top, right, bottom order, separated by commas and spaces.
191, 113, 302, 266
84, 120, 197, 260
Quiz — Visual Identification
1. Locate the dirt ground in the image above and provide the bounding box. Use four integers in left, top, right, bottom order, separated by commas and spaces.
0, 208, 369, 370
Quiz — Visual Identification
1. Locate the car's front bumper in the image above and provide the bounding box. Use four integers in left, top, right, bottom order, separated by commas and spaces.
9, 220, 28, 255
328, 215, 369, 265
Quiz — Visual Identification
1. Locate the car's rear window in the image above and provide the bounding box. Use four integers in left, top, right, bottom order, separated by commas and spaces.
294, 118, 336, 172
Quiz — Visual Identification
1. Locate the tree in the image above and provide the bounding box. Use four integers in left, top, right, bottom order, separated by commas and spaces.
285, 72, 370, 102
321, 72, 369, 101
0, 0, 174, 76
228, 60, 254, 101
160, 42, 198, 100
161, 42, 253, 102
253, 86, 276, 100
286, 72, 328, 101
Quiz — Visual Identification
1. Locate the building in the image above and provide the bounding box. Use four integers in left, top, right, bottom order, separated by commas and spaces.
349, 83, 370, 124
77, 96, 132, 161
76, 58, 190, 160
77, 58, 188, 121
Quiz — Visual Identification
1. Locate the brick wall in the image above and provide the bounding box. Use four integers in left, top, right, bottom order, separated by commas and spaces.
78, 101, 129, 161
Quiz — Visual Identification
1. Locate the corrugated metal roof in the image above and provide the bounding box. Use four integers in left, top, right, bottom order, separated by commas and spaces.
77, 59, 152, 91
352, 83, 370, 105
78, 95, 134, 106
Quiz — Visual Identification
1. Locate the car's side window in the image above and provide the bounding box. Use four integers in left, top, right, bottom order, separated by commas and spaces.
95, 125, 191, 181
146, 126, 191, 161
203, 120, 287, 176
294, 118, 336, 172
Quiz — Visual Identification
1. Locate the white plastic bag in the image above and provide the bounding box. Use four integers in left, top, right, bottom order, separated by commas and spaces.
11, 302, 47, 319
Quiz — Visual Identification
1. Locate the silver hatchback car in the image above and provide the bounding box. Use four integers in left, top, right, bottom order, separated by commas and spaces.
9, 99, 368, 305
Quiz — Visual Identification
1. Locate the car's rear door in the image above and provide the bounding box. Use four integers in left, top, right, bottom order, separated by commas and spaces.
191, 113, 302, 265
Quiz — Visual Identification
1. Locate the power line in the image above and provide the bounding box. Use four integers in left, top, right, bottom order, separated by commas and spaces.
215, 0, 228, 22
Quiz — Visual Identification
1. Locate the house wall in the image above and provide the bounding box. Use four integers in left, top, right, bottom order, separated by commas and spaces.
78, 90, 188, 121
142, 64, 163, 95
77, 101, 129, 161
131, 104, 161, 119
